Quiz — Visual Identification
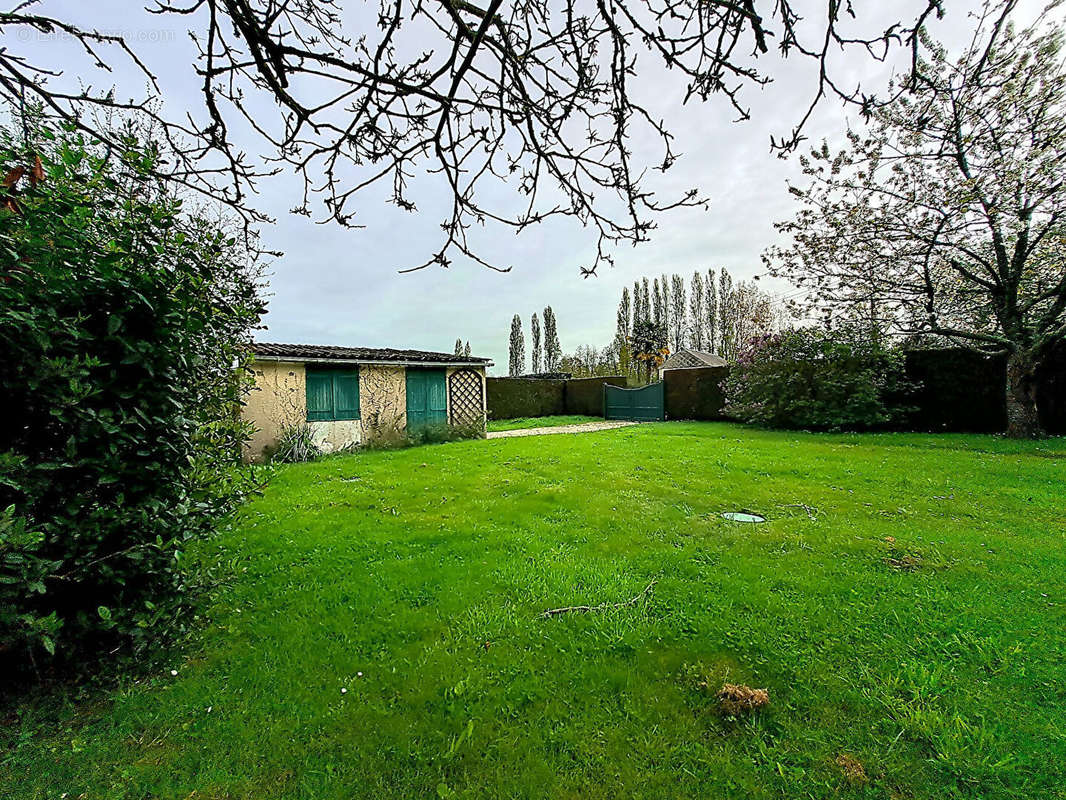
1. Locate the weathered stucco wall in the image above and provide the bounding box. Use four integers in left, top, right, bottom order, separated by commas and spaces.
360, 365, 407, 444
309, 419, 362, 453
242, 361, 306, 461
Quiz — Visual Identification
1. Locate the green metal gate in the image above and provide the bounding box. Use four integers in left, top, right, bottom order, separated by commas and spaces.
604, 381, 665, 421
406, 368, 448, 431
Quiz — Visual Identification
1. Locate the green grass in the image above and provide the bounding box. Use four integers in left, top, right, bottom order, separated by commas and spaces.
487, 414, 602, 431
4, 423, 1066, 799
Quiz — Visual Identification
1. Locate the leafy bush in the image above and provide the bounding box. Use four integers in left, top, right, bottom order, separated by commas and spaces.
0, 116, 264, 667
724, 327, 910, 430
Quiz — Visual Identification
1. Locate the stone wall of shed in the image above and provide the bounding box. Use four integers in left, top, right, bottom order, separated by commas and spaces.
242, 360, 306, 461
308, 420, 363, 453
360, 365, 407, 444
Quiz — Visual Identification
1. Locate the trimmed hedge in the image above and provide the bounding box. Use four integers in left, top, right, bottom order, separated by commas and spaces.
486, 375, 624, 419
486, 378, 565, 420
1037, 341, 1066, 433
904, 346, 1066, 434
664, 367, 730, 420
489, 349, 1066, 432
902, 350, 1006, 432
565, 376, 626, 416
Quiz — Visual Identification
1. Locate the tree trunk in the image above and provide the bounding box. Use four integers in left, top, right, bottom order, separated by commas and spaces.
1005, 349, 1043, 438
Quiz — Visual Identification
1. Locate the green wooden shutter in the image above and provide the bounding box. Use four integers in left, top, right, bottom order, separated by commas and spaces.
426, 370, 447, 424
334, 371, 360, 421
406, 369, 427, 430
306, 370, 334, 421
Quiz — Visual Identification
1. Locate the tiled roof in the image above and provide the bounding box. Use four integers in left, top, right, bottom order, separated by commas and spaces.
661, 349, 728, 370
250, 342, 492, 366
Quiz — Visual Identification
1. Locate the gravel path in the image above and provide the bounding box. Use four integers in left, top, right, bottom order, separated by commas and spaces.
486, 420, 637, 439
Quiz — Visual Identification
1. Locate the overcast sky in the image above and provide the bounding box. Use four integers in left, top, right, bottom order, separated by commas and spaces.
12, 1, 1054, 372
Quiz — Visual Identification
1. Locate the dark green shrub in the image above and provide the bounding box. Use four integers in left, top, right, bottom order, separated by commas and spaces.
404, 421, 485, 446
724, 327, 909, 430
0, 117, 264, 666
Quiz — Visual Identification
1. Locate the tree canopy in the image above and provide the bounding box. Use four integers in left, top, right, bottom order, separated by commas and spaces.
765, 1, 1066, 436
0, 0, 945, 272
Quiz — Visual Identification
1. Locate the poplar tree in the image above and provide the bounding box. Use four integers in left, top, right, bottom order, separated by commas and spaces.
617, 287, 633, 378
718, 268, 735, 359
660, 273, 671, 342
689, 271, 706, 349
706, 268, 719, 353
617, 287, 632, 340
670, 274, 687, 353
508, 315, 525, 376
531, 312, 543, 373
543, 306, 562, 372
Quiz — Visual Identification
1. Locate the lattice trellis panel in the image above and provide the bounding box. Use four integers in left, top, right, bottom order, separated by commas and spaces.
448, 369, 484, 426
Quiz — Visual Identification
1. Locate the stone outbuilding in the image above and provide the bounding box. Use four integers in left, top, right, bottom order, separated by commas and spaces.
241, 342, 492, 461
657, 348, 728, 380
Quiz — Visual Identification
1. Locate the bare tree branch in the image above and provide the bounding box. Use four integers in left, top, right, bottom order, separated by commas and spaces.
1, 0, 944, 272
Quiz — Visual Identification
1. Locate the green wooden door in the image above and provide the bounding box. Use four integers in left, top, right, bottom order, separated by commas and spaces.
406, 369, 448, 431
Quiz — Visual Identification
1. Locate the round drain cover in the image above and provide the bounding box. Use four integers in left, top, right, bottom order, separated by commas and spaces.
721, 511, 766, 523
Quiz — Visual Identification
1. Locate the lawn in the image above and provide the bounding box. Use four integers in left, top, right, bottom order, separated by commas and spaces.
487, 414, 602, 432
4, 423, 1066, 799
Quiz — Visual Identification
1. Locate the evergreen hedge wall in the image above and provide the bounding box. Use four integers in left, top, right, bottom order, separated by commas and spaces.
663, 367, 730, 420
486, 376, 624, 419
903, 347, 1065, 433
485, 378, 565, 419
487, 349, 1065, 432
564, 376, 626, 416
902, 350, 1006, 432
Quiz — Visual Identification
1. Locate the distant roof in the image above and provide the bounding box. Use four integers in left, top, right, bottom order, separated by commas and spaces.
661, 349, 728, 370
251, 342, 492, 367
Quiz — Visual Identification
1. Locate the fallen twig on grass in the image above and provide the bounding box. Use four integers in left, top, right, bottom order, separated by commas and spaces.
780, 503, 819, 520
541, 579, 658, 618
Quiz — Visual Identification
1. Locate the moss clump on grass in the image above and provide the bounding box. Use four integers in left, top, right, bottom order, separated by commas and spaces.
835, 753, 868, 785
